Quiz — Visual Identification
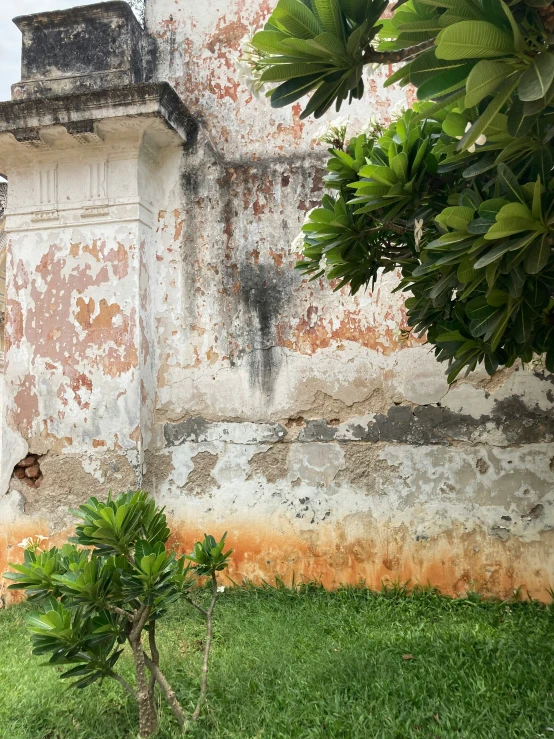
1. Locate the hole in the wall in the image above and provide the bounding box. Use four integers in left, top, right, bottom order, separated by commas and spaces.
12, 454, 43, 488
285, 416, 304, 428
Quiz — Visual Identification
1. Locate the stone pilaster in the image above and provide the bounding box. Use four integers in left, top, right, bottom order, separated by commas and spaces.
0, 3, 195, 544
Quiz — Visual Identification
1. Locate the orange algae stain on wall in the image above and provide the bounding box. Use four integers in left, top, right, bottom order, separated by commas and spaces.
2, 519, 552, 605
167, 519, 554, 602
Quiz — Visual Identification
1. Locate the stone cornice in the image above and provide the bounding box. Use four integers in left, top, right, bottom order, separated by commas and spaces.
0, 83, 198, 150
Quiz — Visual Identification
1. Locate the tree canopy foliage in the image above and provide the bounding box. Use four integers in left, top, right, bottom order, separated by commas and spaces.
241, 0, 554, 381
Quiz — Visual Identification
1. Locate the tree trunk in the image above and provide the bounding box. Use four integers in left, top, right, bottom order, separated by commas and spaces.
143, 652, 186, 732
130, 607, 158, 738
131, 637, 158, 737
192, 572, 219, 722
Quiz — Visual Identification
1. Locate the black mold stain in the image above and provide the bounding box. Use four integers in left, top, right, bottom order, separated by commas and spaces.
301, 420, 341, 442
238, 261, 286, 399
164, 395, 554, 448
297, 395, 554, 445
215, 160, 303, 399
164, 417, 210, 446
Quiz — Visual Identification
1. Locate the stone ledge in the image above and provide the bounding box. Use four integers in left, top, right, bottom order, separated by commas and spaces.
0, 83, 198, 148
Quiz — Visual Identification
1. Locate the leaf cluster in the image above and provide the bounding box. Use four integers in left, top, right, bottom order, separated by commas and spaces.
251, 0, 389, 117
252, 0, 554, 379
296, 101, 554, 380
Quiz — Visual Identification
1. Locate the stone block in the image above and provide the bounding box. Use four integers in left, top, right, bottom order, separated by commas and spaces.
11, 1, 153, 100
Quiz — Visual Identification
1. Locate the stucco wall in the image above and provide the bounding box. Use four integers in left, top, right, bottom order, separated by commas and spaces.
1, 0, 553, 600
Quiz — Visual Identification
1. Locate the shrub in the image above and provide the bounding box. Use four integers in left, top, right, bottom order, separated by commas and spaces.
3, 490, 232, 738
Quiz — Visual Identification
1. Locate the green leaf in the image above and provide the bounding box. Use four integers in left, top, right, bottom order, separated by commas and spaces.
496, 202, 533, 220
396, 19, 443, 32
261, 62, 332, 81
436, 21, 514, 60
314, 0, 345, 42
436, 206, 475, 229
518, 53, 554, 102
342, 0, 386, 24
501, 0, 525, 52
487, 288, 510, 306
458, 254, 479, 282
251, 30, 296, 53
469, 306, 503, 336
436, 329, 467, 342
412, 88, 466, 122
474, 239, 524, 266
270, 73, 327, 107
464, 60, 511, 107
513, 302, 536, 343
390, 152, 409, 182
497, 163, 526, 204
409, 48, 467, 86
417, 62, 475, 99
484, 217, 539, 239
308, 32, 347, 58
506, 98, 537, 137
384, 63, 412, 87
458, 77, 519, 151
429, 272, 458, 301
522, 76, 554, 115
273, 0, 323, 38
489, 306, 513, 349
479, 198, 510, 218
279, 37, 336, 58
442, 111, 468, 137
531, 176, 542, 220
525, 234, 551, 274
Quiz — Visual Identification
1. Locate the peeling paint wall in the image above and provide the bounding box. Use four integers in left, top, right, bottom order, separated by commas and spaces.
1, 0, 553, 601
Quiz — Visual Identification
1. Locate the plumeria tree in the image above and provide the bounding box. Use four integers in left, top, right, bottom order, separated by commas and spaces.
239, 0, 554, 381
4, 491, 232, 738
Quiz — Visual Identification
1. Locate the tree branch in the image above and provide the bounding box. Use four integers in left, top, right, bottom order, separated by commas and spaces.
361, 223, 410, 236
148, 622, 160, 694
105, 604, 134, 622
184, 594, 209, 618
109, 671, 137, 700
192, 573, 219, 722
131, 605, 152, 641
362, 39, 435, 65
143, 652, 186, 732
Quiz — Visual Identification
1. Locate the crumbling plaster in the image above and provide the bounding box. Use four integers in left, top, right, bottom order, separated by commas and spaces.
1, 0, 553, 600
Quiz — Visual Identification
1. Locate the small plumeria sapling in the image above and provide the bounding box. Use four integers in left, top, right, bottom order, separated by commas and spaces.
4, 491, 233, 738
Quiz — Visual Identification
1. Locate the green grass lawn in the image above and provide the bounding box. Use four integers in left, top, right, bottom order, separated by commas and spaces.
0, 585, 553, 739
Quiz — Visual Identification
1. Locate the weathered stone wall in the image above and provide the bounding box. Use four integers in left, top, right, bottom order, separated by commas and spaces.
1, 0, 553, 601
141, 0, 554, 598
